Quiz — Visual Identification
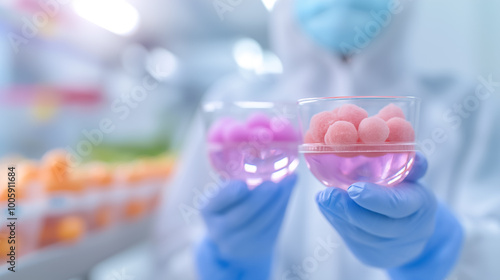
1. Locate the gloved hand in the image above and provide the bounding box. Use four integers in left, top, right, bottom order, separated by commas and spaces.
316, 152, 464, 280
196, 174, 298, 280
294, 0, 391, 55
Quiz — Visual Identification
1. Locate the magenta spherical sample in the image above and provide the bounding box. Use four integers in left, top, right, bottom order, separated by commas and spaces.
337, 104, 369, 129
248, 126, 274, 144
377, 103, 406, 121
386, 117, 415, 142
270, 117, 298, 142
208, 117, 236, 143
208, 125, 225, 143
309, 111, 338, 143
358, 117, 390, 144
223, 122, 249, 142
246, 112, 271, 129
324, 121, 358, 145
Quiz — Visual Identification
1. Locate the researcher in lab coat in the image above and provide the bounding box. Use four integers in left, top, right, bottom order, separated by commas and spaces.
153, 0, 500, 279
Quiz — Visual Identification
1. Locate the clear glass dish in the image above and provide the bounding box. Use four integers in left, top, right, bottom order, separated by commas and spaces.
203, 101, 300, 188
298, 96, 420, 189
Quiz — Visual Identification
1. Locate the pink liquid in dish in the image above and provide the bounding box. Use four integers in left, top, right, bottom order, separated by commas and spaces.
208, 142, 299, 189
301, 102, 417, 189
303, 149, 415, 190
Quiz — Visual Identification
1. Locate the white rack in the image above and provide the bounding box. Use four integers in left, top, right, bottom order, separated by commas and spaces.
0, 217, 152, 280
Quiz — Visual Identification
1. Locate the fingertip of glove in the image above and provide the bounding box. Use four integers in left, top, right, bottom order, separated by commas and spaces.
405, 152, 428, 182
347, 183, 365, 198
316, 188, 344, 208
315, 190, 329, 205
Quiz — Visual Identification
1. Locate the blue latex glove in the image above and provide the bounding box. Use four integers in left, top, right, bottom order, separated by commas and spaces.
294, 0, 391, 55
317, 152, 464, 279
196, 174, 298, 280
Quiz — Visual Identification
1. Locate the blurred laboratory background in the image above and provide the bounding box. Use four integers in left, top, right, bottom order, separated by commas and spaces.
0, 0, 499, 279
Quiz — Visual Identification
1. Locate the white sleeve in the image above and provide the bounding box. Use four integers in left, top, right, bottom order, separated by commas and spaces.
270, 0, 416, 99
152, 112, 210, 279
270, 0, 350, 100
449, 93, 500, 279
452, 202, 500, 280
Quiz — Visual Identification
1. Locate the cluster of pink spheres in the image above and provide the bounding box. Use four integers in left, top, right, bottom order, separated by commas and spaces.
208, 113, 298, 144
305, 103, 415, 145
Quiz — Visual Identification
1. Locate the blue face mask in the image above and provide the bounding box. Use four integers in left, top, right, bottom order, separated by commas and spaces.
294, 0, 393, 56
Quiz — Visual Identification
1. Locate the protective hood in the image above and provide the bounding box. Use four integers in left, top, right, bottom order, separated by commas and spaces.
270, 0, 415, 98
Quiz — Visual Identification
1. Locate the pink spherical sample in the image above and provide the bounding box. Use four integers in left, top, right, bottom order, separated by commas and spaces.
358, 117, 390, 144
304, 130, 319, 143
249, 126, 274, 144
270, 117, 297, 142
332, 107, 340, 117
337, 104, 368, 129
386, 117, 415, 142
246, 112, 271, 129
208, 126, 225, 143
324, 121, 358, 145
309, 111, 338, 143
208, 117, 236, 143
223, 122, 249, 143
377, 103, 406, 121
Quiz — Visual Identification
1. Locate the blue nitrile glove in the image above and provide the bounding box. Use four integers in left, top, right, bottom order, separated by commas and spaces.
316, 152, 464, 280
196, 174, 298, 280
294, 0, 391, 55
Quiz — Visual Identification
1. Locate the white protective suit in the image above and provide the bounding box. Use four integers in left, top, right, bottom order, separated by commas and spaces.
153, 0, 500, 279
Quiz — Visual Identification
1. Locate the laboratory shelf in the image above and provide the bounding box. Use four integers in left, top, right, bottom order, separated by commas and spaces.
0, 217, 152, 280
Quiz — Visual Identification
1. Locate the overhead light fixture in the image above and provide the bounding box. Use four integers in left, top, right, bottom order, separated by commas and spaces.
261, 0, 278, 11
255, 51, 283, 75
73, 0, 140, 36
233, 38, 263, 71
146, 48, 178, 80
